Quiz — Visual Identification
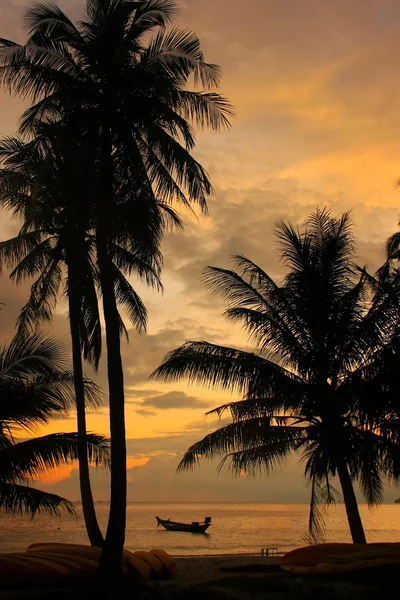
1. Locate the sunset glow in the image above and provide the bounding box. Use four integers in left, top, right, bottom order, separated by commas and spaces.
1, 0, 400, 504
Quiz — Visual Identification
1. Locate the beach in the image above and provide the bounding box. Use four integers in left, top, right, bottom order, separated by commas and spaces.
0, 544, 398, 599
173, 554, 281, 586
154, 553, 392, 600
0, 552, 383, 600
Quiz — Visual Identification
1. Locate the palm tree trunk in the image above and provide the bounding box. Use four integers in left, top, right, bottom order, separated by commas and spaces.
97, 245, 127, 573
337, 462, 367, 544
97, 121, 127, 575
68, 270, 104, 547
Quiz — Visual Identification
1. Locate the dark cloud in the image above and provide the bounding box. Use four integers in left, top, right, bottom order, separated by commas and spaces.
136, 391, 212, 411
125, 419, 225, 457
160, 179, 371, 323
89, 318, 230, 396
162, 180, 393, 314
135, 408, 157, 418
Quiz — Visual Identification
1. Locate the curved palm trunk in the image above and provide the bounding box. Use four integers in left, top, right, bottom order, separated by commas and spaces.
97, 122, 127, 575
337, 462, 367, 544
68, 268, 104, 547
97, 245, 127, 573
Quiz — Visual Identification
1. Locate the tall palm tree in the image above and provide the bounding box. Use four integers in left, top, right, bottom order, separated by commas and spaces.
0, 0, 232, 569
0, 331, 109, 516
153, 209, 400, 544
0, 127, 166, 545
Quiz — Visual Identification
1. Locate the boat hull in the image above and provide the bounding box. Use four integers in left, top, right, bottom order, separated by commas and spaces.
156, 517, 211, 533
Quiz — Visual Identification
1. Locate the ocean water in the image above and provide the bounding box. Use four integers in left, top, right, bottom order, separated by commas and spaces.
1, 503, 399, 555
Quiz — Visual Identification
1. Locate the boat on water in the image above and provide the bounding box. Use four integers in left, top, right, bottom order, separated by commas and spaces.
156, 516, 212, 533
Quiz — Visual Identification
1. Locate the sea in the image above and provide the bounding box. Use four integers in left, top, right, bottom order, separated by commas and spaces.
1, 503, 399, 556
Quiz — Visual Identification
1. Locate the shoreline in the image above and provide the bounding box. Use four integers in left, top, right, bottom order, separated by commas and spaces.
174, 552, 277, 557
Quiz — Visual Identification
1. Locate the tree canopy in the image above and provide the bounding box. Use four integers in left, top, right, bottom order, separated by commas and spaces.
154, 209, 400, 543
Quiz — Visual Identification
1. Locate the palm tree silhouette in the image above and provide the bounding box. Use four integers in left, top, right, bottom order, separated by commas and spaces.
0, 331, 109, 516
154, 209, 400, 544
0, 126, 167, 545
0, 0, 232, 568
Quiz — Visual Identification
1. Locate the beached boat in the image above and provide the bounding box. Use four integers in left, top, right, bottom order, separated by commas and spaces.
156, 516, 211, 533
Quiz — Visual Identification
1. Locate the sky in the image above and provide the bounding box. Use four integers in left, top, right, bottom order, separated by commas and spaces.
1, 0, 400, 504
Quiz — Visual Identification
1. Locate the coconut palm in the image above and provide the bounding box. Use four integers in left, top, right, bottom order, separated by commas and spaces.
0, 0, 232, 568
153, 209, 400, 544
377, 215, 400, 284
0, 126, 167, 545
368, 218, 400, 482
0, 331, 109, 516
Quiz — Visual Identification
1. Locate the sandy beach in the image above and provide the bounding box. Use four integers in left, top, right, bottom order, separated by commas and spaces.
173, 554, 281, 586
0, 550, 396, 600
156, 552, 388, 600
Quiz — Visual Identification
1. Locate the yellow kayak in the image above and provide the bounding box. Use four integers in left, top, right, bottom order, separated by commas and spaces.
27, 543, 176, 580
0, 543, 177, 588
281, 543, 400, 574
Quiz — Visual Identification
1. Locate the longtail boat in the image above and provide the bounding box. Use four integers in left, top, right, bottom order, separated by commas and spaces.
155, 516, 211, 533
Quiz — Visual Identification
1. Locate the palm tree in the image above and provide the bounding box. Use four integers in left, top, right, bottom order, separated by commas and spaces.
377, 215, 400, 283
0, 0, 232, 569
153, 209, 400, 545
0, 127, 166, 545
0, 331, 109, 516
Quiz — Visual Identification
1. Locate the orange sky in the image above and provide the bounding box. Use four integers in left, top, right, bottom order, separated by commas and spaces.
1, 0, 400, 502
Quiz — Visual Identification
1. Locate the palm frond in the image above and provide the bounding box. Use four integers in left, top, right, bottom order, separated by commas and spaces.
137, 129, 212, 211
25, 2, 83, 43
0, 233, 47, 273
9, 237, 60, 284
111, 266, 148, 332
349, 430, 384, 506
0, 332, 66, 380
0, 370, 102, 430
203, 260, 310, 367
177, 420, 304, 473
110, 243, 162, 291
0, 482, 75, 517
142, 26, 221, 90
304, 475, 338, 545
152, 341, 304, 404
0, 432, 110, 482
178, 91, 233, 130
130, 0, 178, 37
386, 231, 400, 260
206, 397, 299, 422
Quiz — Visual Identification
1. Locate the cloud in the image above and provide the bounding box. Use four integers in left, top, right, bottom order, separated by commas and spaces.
36, 420, 311, 504
137, 391, 212, 411
35, 411, 400, 504
135, 408, 157, 417
126, 389, 161, 398
3, 0, 400, 506
125, 418, 227, 456
90, 318, 230, 396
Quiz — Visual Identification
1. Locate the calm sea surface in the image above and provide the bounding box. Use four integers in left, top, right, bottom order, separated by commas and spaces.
1, 503, 399, 555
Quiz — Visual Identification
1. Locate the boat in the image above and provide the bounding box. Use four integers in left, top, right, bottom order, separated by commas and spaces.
155, 516, 211, 533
